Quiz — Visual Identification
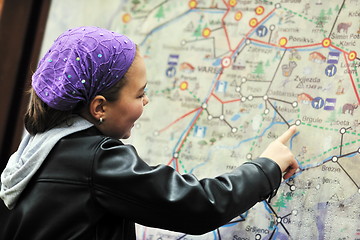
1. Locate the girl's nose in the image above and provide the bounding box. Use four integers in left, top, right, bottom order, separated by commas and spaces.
143, 95, 149, 106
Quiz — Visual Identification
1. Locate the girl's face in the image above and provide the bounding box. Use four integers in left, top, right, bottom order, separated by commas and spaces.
101, 53, 149, 139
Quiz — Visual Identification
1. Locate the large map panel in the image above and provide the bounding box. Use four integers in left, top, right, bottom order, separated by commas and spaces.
43, 0, 360, 239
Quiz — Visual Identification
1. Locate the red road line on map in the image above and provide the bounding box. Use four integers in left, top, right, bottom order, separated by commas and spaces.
284, 43, 323, 49
211, 92, 223, 104
343, 53, 360, 104
330, 43, 347, 53
136, 5, 251, 172
176, 108, 205, 153
167, 158, 174, 166
166, 3, 360, 172
175, 159, 179, 172
209, 2, 360, 113
159, 107, 202, 133
232, 37, 246, 55
166, 158, 179, 171
223, 98, 241, 104
257, 7, 276, 30
248, 38, 279, 48
221, 0, 232, 51
227, 7, 277, 53
249, 38, 323, 50
246, 10, 275, 40
233, 8, 277, 53
206, 71, 224, 104
166, 67, 226, 156
211, 93, 241, 104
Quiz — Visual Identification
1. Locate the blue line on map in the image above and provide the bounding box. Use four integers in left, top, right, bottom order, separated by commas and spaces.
295, 46, 324, 52
172, 61, 224, 160
172, 108, 203, 156
247, 12, 275, 39
262, 202, 282, 239
250, 41, 324, 53
300, 156, 332, 169
345, 152, 358, 158
230, 14, 276, 60
272, 226, 280, 239
221, 212, 249, 228
188, 102, 283, 172
289, 132, 299, 150
263, 200, 273, 213
221, 222, 238, 228
252, 41, 277, 49
189, 118, 298, 174
188, 120, 294, 174
232, 42, 247, 59
188, 163, 204, 174
205, 72, 223, 101
285, 151, 358, 183
141, 7, 229, 165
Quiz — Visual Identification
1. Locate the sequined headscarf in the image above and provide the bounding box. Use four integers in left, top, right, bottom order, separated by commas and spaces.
32, 26, 136, 111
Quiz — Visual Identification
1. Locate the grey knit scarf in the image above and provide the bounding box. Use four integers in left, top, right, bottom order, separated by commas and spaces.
0, 116, 93, 209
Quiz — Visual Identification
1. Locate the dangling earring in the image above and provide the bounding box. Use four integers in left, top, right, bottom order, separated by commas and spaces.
99, 117, 103, 125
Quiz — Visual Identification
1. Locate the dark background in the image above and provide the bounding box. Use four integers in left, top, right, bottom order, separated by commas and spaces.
0, 0, 51, 172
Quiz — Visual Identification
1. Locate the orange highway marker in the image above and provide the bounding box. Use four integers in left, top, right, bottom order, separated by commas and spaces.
249, 18, 258, 27
122, 13, 131, 23
189, 0, 197, 9
279, 37, 288, 47
348, 51, 357, 61
202, 28, 211, 38
229, 0, 237, 7
234, 11, 242, 21
322, 38, 331, 48
180, 81, 189, 90
255, 6, 265, 15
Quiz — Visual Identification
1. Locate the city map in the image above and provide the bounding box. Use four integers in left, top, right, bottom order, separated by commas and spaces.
43, 0, 360, 239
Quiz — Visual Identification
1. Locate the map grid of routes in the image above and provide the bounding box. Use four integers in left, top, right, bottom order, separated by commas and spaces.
44, 0, 360, 239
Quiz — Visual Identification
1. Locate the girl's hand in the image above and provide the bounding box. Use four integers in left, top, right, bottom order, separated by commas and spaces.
260, 126, 299, 179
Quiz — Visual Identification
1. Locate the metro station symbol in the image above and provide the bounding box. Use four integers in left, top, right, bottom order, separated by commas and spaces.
325, 64, 337, 77
311, 97, 336, 110
216, 81, 228, 93
194, 126, 207, 138
327, 51, 340, 64
166, 54, 179, 77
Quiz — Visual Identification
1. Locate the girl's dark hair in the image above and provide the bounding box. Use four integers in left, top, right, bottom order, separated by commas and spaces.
24, 79, 125, 135
25, 47, 139, 135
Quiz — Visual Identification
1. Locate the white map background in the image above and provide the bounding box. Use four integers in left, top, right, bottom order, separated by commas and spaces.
42, 0, 360, 239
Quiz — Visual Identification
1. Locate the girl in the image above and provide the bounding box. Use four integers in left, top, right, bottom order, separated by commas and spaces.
0, 26, 298, 239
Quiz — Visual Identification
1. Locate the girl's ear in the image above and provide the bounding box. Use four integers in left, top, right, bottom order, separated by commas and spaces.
88, 95, 107, 121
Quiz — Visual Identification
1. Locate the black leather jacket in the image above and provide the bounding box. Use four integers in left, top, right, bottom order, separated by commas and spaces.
0, 127, 281, 239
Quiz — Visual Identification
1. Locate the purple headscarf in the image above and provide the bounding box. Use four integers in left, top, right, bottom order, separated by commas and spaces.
32, 26, 136, 111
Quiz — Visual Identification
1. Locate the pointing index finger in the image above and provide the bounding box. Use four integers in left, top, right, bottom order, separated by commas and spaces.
277, 125, 297, 144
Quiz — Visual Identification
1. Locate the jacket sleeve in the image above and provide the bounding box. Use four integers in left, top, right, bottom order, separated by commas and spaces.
92, 138, 282, 235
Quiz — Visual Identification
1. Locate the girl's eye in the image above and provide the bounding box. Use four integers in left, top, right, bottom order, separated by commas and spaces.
138, 87, 148, 98
138, 91, 147, 98
139, 87, 148, 98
